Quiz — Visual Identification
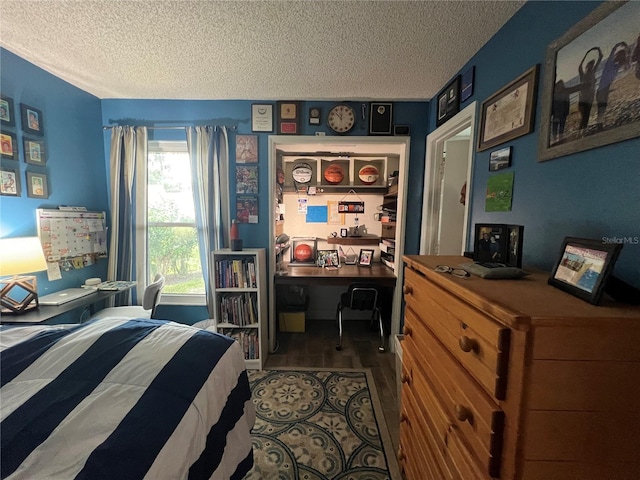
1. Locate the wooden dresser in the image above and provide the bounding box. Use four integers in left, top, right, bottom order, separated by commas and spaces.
399, 255, 640, 480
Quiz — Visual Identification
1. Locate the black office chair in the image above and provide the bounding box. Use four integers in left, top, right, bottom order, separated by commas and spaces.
335, 282, 385, 352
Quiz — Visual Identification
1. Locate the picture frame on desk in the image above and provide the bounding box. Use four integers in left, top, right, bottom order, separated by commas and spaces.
358, 249, 374, 267
548, 236, 622, 305
317, 249, 339, 268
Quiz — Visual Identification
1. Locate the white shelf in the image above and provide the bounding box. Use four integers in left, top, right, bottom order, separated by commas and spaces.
212, 248, 267, 370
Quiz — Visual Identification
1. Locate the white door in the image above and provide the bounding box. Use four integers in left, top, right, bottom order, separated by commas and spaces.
421, 102, 477, 255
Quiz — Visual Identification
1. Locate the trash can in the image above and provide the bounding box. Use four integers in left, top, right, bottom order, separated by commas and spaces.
395, 334, 404, 407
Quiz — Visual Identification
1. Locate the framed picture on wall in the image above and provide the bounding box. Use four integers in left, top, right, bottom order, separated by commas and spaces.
20, 103, 44, 136
26, 171, 49, 198
0, 95, 15, 127
477, 65, 539, 151
23, 137, 46, 165
0, 167, 20, 196
251, 104, 273, 132
1, 132, 18, 160
538, 1, 640, 161
436, 75, 460, 127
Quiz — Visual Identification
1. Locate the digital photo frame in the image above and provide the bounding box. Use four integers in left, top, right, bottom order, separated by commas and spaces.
548, 237, 622, 305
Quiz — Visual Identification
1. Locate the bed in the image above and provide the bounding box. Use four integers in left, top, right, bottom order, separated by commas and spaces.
0, 317, 255, 480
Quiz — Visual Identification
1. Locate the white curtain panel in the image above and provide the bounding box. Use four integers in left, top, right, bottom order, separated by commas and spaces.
187, 126, 230, 318
107, 126, 148, 306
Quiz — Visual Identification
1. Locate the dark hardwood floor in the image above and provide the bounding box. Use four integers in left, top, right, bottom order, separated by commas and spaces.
264, 319, 400, 454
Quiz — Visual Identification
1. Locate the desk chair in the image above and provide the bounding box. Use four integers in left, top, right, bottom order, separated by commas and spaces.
90, 274, 165, 320
335, 282, 385, 352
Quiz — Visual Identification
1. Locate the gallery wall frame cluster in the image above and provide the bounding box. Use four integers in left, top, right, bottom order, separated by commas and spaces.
250, 101, 406, 137
0, 95, 49, 198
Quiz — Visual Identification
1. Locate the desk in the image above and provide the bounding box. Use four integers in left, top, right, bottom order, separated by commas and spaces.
0, 287, 134, 324
275, 263, 396, 287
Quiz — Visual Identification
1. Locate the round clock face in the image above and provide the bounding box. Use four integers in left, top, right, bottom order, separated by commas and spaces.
327, 104, 356, 134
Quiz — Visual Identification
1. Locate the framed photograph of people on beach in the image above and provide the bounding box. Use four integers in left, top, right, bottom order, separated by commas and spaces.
538, 1, 640, 162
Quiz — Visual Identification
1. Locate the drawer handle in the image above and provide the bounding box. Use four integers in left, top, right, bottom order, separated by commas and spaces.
400, 411, 410, 424
459, 335, 477, 353
454, 404, 471, 423
401, 372, 411, 385
403, 325, 413, 336
402, 285, 413, 295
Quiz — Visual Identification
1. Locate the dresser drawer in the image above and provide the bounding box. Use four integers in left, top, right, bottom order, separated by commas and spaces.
403, 347, 491, 479
403, 266, 511, 399
404, 308, 504, 478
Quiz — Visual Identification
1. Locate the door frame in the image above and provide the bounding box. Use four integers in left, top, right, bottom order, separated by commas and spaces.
268, 135, 410, 354
420, 101, 477, 255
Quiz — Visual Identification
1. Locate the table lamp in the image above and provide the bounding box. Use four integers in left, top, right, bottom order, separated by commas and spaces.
0, 237, 47, 314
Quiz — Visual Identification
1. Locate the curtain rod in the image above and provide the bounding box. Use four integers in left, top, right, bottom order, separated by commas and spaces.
102, 125, 236, 130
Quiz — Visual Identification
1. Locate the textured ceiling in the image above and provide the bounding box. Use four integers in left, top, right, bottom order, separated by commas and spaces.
0, 0, 525, 101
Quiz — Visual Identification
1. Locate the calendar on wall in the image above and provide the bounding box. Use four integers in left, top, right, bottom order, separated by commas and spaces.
36, 209, 108, 268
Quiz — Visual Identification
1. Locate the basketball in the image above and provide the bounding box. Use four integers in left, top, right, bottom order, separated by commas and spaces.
324, 164, 344, 184
358, 165, 379, 184
294, 243, 313, 262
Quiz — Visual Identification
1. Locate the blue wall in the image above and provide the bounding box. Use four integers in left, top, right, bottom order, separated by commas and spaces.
435, 0, 639, 286
101, 99, 430, 254
0, 49, 108, 311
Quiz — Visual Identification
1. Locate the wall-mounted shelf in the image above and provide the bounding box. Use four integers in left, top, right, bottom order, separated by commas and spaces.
326, 236, 380, 246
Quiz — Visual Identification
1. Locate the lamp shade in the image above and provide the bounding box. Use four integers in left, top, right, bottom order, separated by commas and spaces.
0, 237, 47, 276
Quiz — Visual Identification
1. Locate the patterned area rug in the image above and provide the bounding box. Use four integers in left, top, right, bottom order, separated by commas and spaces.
244, 369, 400, 480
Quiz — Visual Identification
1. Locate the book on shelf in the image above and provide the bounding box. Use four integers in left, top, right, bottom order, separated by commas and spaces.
381, 251, 395, 269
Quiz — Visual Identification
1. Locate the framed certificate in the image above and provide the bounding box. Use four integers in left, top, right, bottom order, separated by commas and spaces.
251, 104, 273, 132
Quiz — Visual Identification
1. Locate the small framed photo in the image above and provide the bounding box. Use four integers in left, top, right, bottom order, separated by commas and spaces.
20, 103, 44, 136
251, 104, 273, 132
0, 167, 20, 196
235, 135, 258, 163
436, 75, 461, 127
473, 223, 509, 264
23, 137, 46, 165
548, 237, 622, 305
340, 228, 348, 238
358, 248, 374, 267
1, 132, 18, 160
26, 171, 49, 198
1, 95, 15, 127
317, 249, 340, 268
489, 146, 512, 171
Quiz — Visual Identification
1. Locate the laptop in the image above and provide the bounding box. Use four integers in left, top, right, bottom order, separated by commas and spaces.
39, 288, 96, 306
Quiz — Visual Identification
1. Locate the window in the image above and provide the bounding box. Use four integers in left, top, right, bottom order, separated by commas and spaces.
146, 141, 204, 302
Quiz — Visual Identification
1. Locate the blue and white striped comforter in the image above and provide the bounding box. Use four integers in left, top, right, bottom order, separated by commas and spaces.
0, 318, 255, 480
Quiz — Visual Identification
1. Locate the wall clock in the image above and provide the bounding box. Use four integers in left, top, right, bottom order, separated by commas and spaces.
327, 104, 356, 134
